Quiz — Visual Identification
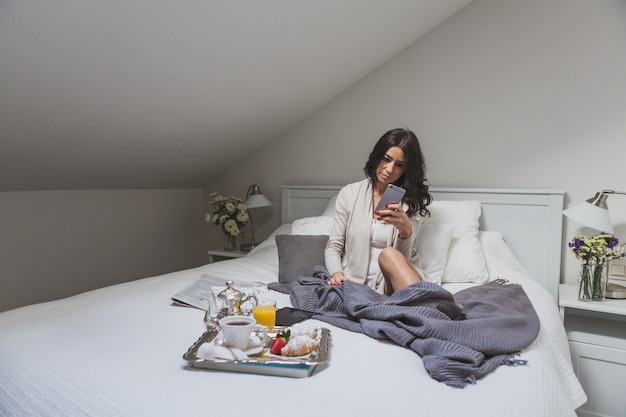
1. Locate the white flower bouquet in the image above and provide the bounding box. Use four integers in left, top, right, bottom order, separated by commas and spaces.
206, 193, 249, 238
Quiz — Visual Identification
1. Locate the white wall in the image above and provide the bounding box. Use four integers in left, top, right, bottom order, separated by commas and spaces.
205, 0, 626, 285
0, 189, 205, 312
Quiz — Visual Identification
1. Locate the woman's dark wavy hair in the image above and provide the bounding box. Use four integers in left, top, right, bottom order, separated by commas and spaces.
364, 128, 432, 217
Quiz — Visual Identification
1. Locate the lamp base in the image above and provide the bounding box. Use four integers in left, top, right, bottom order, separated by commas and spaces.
605, 282, 626, 299
240, 242, 256, 252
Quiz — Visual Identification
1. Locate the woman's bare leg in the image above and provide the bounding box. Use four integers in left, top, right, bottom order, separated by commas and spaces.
378, 247, 421, 295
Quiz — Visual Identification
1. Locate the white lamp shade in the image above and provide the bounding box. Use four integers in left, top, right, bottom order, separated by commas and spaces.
563, 201, 614, 233
246, 193, 271, 209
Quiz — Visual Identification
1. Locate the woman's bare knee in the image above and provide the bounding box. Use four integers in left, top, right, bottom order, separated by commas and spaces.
378, 247, 421, 293
378, 247, 402, 270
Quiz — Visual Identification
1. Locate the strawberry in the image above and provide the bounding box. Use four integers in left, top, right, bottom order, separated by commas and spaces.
269, 329, 290, 355
269, 338, 285, 355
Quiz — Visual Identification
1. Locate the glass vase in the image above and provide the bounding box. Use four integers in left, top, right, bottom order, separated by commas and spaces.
223, 234, 238, 251
578, 261, 608, 301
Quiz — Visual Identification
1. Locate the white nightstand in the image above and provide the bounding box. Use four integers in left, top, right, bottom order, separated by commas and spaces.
207, 249, 247, 263
559, 284, 626, 417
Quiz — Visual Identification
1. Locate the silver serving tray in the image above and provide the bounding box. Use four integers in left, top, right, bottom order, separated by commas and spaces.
183, 327, 331, 378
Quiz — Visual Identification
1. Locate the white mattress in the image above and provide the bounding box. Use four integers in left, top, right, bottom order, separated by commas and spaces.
0, 225, 586, 417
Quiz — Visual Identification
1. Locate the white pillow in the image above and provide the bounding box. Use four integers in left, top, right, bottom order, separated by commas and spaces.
321, 195, 338, 217
423, 200, 488, 283
292, 216, 334, 235
416, 223, 454, 285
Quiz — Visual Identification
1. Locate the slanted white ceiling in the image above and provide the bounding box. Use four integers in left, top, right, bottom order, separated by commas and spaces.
0, 0, 470, 190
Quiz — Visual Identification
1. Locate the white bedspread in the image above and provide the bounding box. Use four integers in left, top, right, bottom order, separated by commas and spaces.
0, 225, 586, 417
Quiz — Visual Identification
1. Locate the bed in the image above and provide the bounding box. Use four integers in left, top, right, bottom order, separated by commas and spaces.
0, 185, 586, 417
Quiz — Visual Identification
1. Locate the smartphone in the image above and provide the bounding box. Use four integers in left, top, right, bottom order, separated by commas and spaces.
375, 184, 406, 213
275, 307, 314, 326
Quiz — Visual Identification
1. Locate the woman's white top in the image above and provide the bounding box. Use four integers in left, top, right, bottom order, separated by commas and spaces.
366, 219, 395, 290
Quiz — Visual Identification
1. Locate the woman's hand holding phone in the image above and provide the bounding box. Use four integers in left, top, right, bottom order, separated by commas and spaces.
375, 184, 412, 238
377, 203, 412, 238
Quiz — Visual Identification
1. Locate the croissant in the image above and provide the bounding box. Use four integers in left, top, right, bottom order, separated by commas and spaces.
289, 322, 320, 340
281, 335, 320, 357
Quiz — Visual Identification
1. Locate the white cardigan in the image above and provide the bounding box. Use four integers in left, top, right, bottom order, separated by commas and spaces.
324, 179, 426, 291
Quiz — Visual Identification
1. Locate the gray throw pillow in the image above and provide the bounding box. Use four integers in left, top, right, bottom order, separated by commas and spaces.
275, 234, 329, 283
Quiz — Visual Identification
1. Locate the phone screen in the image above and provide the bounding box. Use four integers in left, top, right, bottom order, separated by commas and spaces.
374, 184, 406, 213
275, 307, 314, 326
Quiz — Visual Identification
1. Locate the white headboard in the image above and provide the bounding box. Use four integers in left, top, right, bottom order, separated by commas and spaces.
281, 185, 564, 300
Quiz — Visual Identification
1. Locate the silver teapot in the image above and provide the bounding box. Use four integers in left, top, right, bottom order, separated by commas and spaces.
217, 280, 257, 316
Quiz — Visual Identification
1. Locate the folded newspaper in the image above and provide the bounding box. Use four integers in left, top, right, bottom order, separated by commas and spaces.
172, 274, 267, 310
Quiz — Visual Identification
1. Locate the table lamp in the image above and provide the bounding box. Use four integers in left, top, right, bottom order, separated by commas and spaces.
242, 184, 272, 251
563, 189, 626, 298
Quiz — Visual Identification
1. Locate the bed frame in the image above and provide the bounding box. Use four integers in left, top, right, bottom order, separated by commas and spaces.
281, 185, 564, 301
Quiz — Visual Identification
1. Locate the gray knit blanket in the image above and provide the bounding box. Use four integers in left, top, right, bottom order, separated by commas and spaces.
269, 266, 540, 388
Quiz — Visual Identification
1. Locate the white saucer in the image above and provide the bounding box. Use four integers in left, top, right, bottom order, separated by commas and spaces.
215, 333, 264, 356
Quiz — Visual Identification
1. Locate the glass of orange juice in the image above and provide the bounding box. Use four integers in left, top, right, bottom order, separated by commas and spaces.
252, 299, 277, 329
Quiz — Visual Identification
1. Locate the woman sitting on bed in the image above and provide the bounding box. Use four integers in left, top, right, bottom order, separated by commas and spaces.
325, 128, 432, 295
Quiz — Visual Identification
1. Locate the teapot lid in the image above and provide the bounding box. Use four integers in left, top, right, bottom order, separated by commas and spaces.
217, 280, 242, 301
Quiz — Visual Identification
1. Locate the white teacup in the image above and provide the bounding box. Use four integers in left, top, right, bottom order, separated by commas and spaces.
219, 316, 259, 350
